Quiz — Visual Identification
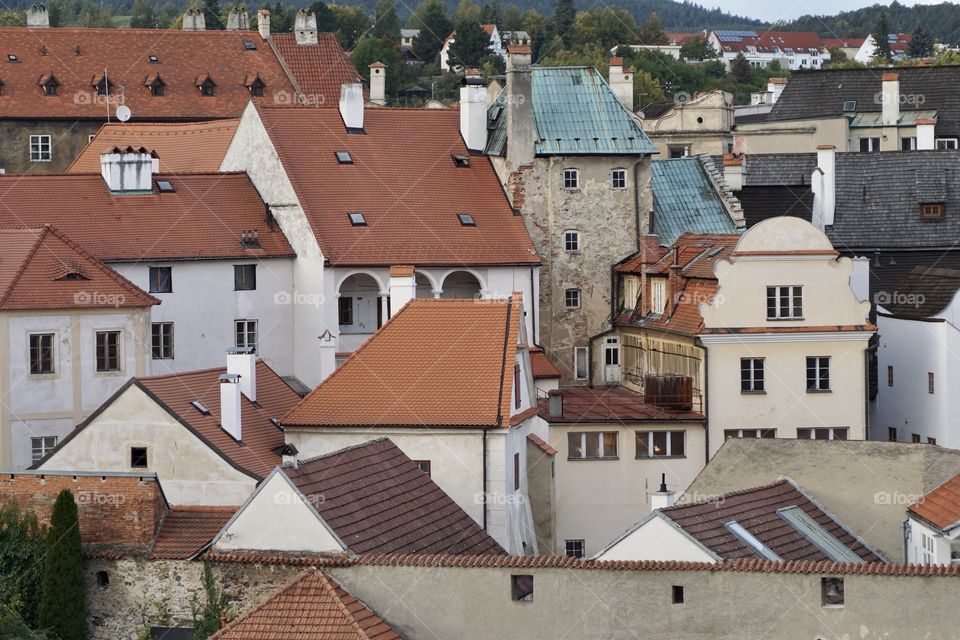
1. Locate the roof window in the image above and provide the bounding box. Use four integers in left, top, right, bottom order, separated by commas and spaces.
921, 203, 945, 219
724, 521, 782, 561
148, 55, 159, 64
7, 55, 17, 63
452, 154, 470, 167
778, 506, 863, 563
842, 100, 856, 112
348, 212, 367, 226
243, 39, 257, 50
156, 180, 175, 193
457, 212, 476, 226
190, 401, 211, 416
335, 151, 353, 164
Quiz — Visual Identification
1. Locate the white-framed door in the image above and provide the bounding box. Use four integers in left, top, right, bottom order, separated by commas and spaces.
604, 337, 621, 384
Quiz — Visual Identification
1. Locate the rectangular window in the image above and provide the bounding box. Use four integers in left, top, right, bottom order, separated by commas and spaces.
806, 356, 830, 392
29, 135, 51, 162
563, 168, 579, 190
151, 322, 174, 359
929, 437, 938, 445
95, 331, 121, 372
130, 446, 148, 468
573, 347, 588, 380
912, 433, 921, 443
564, 230, 580, 252
821, 577, 844, 607
921, 203, 945, 219
148, 266, 172, 293
921, 533, 934, 564
611, 168, 626, 189
740, 358, 764, 392
567, 431, 618, 460
858, 137, 880, 152
514, 452, 520, 490
724, 428, 776, 440
936, 138, 958, 150
565, 288, 581, 309
28, 333, 54, 375
636, 431, 685, 458
235, 320, 257, 352
564, 539, 585, 558
901, 137, 917, 150
234, 264, 256, 291
888, 427, 897, 442
31, 436, 57, 463
651, 278, 666, 315
887, 365, 893, 386
414, 460, 431, 476
672, 585, 684, 604
511, 575, 534, 601
338, 297, 353, 325
766, 286, 802, 319
797, 427, 848, 440
929, 372, 935, 394
514, 364, 521, 408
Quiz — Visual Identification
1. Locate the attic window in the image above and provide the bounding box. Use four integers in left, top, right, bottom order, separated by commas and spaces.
452, 154, 470, 167
243, 39, 257, 50
156, 180, 175, 193
842, 100, 856, 112
146, 74, 165, 97
457, 212, 476, 226
148, 55, 159, 64
921, 203, 945, 219
57, 271, 89, 281
348, 212, 367, 226
130, 447, 148, 469
190, 400, 211, 415
196, 74, 216, 97
335, 151, 353, 164
39, 74, 60, 96
245, 74, 266, 97
7, 55, 17, 63
92, 75, 112, 97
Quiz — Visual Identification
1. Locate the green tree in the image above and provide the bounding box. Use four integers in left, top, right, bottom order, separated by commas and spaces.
332, 4, 371, 49
574, 8, 636, 51
191, 564, 229, 640
0, 605, 54, 640
909, 25, 932, 58
826, 45, 848, 64
352, 36, 407, 95
636, 11, 667, 45
871, 12, 892, 61
0, 503, 46, 628
731, 52, 751, 84
372, 0, 400, 39
448, 19, 490, 69
309, 0, 337, 32
77, 2, 113, 27
478, 0, 501, 28
452, 0, 479, 25
410, 0, 452, 63
550, 0, 575, 48
0, 10, 26, 25
202, 0, 223, 29
501, 3, 521, 30
266, 2, 293, 32
679, 36, 718, 61
520, 9, 548, 59
38, 491, 84, 640
129, 0, 155, 28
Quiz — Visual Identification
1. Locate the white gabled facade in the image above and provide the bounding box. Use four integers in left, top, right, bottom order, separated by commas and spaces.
906, 514, 960, 565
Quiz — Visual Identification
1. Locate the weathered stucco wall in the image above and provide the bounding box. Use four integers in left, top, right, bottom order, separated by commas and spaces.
0, 119, 102, 174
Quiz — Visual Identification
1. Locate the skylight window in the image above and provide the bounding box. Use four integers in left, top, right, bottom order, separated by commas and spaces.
335, 151, 353, 164
778, 506, 863, 563
190, 401, 211, 416
156, 180, 175, 193
148, 55, 159, 64
457, 212, 476, 226
243, 39, 257, 50
7, 55, 17, 63
724, 521, 782, 561
452, 154, 470, 167
348, 212, 367, 226
842, 100, 856, 112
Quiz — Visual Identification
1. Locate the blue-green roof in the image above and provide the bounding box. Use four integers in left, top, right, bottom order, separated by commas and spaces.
651, 158, 739, 246
485, 66, 657, 157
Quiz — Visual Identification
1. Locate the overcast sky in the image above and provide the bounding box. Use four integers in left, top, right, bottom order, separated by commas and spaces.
710, 0, 949, 22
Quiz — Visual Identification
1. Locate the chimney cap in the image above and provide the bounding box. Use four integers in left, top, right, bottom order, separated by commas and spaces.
506, 44, 532, 54
916, 118, 937, 125
228, 346, 255, 355
722, 153, 743, 167
609, 56, 624, 66
768, 76, 788, 84
389, 265, 415, 277
816, 144, 836, 150
882, 71, 899, 81
368, 61, 387, 68
257, 7, 269, 14
219, 373, 240, 383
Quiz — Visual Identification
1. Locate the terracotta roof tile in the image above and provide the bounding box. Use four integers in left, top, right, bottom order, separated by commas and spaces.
526, 433, 557, 456
529, 347, 560, 379
256, 105, 538, 266
909, 472, 960, 530
270, 33, 363, 106
283, 298, 521, 428
211, 567, 404, 640
150, 506, 237, 559
539, 386, 703, 423
0, 225, 157, 310
0, 172, 294, 261
284, 438, 505, 555
68, 120, 239, 173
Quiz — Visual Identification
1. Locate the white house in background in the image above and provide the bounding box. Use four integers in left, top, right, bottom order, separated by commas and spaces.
439, 24, 501, 73
906, 472, 960, 564
220, 95, 540, 386
34, 352, 301, 506
0, 150, 297, 382
594, 478, 884, 564
699, 216, 874, 456
708, 30, 830, 70
855, 33, 913, 63
280, 296, 548, 554
0, 226, 156, 469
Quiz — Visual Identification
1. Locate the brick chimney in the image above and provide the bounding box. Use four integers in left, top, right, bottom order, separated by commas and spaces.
295, 8, 318, 45
917, 118, 936, 150
388, 265, 416, 315
219, 373, 242, 441
812, 144, 836, 230
26, 4, 49, 28
181, 8, 206, 30
256, 9, 270, 39
368, 62, 386, 105
100, 147, 155, 193
505, 45, 534, 169
226, 5, 249, 30
608, 57, 634, 111
460, 69, 488, 152
881, 71, 900, 127
339, 83, 364, 132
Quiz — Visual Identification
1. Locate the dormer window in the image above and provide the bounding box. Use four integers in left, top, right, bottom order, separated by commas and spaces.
245, 73, 266, 97
92, 74, 112, 96
651, 277, 667, 315
921, 203, 945, 219
39, 73, 60, 96
348, 212, 366, 226
195, 74, 216, 97
457, 212, 476, 226
145, 74, 165, 97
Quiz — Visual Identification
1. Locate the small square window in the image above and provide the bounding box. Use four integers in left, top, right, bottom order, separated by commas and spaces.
611, 168, 626, 189
414, 460, 431, 476
929, 437, 937, 445
96, 571, 109, 588
234, 264, 257, 291
149, 266, 172, 293
564, 539, 585, 558
348, 212, 366, 226
511, 575, 533, 601
457, 212, 476, 226
565, 288, 581, 309
31, 436, 57, 463
564, 230, 580, 252
335, 151, 353, 164
912, 433, 921, 443
767, 285, 802, 319
29, 135, 52, 162
672, 585, 684, 604
130, 447, 148, 468
563, 168, 579, 190
821, 577, 844, 607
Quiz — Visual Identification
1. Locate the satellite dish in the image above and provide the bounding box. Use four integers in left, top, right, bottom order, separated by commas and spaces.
116, 105, 131, 122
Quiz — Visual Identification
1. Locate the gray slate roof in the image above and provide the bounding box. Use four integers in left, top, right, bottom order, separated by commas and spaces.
651, 157, 739, 245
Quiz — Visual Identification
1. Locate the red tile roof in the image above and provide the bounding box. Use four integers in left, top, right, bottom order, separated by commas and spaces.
150, 506, 237, 559
527, 433, 557, 456
660, 479, 883, 563
822, 38, 866, 48
909, 472, 960, 530
717, 31, 827, 55
211, 568, 404, 640
256, 105, 538, 267
284, 438, 505, 555
0, 172, 294, 261
270, 33, 363, 107
529, 347, 561, 379
68, 120, 239, 173
0, 225, 158, 310
0, 28, 295, 120
283, 298, 521, 428
539, 386, 703, 423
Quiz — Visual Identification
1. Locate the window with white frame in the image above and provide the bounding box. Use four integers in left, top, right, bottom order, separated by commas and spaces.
29, 333, 54, 375
740, 358, 764, 392
31, 436, 57, 463
564, 230, 581, 252
611, 168, 626, 189
858, 137, 880, 152
573, 346, 588, 380
636, 431, 685, 458
567, 431, 617, 459
936, 138, 958, 150
796, 427, 848, 440
806, 356, 830, 392
564, 539, 585, 558
724, 428, 776, 440
151, 322, 174, 360
29, 135, 51, 162
565, 288, 581, 309
950, 542, 960, 563
563, 168, 580, 190
766, 285, 803, 319
921, 532, 935, 564
235, 319, 258, 352
651, 278, 666, 315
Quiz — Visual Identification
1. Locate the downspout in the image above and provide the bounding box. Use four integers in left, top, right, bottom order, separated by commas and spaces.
482, 428, 489, 532
488, 298, 513, 533
700, 337, 710, 465
529, 267, 538, 345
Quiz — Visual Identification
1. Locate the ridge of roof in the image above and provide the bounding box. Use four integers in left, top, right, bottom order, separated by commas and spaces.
281, 437, 390, 468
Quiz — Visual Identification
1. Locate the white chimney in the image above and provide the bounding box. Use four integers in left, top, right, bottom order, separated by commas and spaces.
813, 144, 836, 229
226, 5, 249, 30
100, 148, 155, 193
608, 57, 634, 111
369, 62, 386, 105
219, 373, 242, 441
547, 389, 563, 418
182, 8, 205, 30
917, 118, 936, 150
257, 9, 270, 39
850, 257, 870, 303
767, 77, 787, 103
881, 71, 900, 127
339, 83, 364, 131
650, 474, 675, 510
723, 153, 743, 191
388, 265, 416, 316
294, 8, 318, 45
26, 4, 49, 28
227, 348, 257, 402
460, 69, 488, 152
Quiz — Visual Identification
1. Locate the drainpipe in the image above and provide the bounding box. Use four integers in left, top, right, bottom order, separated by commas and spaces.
482, 428, 488, 532
700, 337, 710, 464
529, 267, 538, 345
902, 519, 911, 561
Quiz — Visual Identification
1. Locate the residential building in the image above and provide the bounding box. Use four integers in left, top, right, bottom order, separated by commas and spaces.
822, 37, 866, 60
906, 472, 960, 564
854, 33, 913, 63
708, 30, 830, 70
440, 23, 500, 73
595, 478, 884, 563
221, 97, 539, 386
0, 226, 156, 468
0, 153, 297, 378
639, 90, 735, 157
280, 297, 548, 554
34, 353, 301, 506
699, 216, 874, 455
210, 438, 505, 555
482, 50, 657, 382
400, 28, 421, 62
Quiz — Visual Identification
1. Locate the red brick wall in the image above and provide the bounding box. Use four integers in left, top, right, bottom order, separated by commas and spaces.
0, 473, 167, 545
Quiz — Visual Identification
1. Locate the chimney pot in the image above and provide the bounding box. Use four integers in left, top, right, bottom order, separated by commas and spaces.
26, 3, 49, 28
182, 8, 206, 30
650, 474, 675, 510
226, 5, 249, 30
368, 62, 387, 105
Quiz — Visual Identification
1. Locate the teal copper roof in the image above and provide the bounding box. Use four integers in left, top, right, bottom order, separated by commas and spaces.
485, 66, 657, 157
651, 158, 739, 246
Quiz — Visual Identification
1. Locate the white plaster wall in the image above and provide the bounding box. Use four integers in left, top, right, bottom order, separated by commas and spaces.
38, 384, 256, 506
595, 514, 717, 562
110, 260, 295, 377
906, 517, 954, 564
7, 314, 76, 415
11, 417, 74, 469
